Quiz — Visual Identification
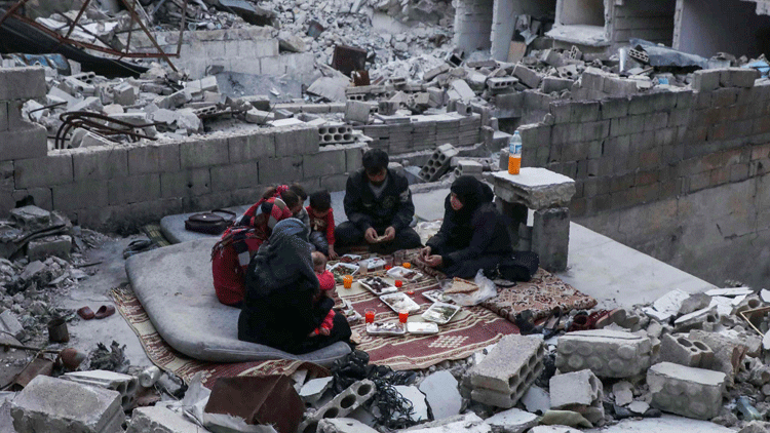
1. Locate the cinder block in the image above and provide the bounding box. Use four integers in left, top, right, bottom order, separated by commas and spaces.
469, 335, 544, 408
274, 125, 320, 157
10, 375, 124, 433
108, 174, 161, 205
692, 70, 721, 92
210, 162, 257, 193
303, 149, 346, 178
0, 122, 48, 162
647, 362, 726, 420
64, 370, 139, 411
555, 329, 652, 378
532, 207, 569, 272
14, 152, 73, 188
52, 182, 109, 211
659, 333, 714, 368
0, 67, 46, 100
299, 380, 376, 433
345, 144, 366, 172
181, 136, 228, 168
228, 132, 276, 162
72, 147, 128, 181
160, 168, 211, 198
571, 102, 600, 122
258, 156, 303, 185
513, 65, 542, 89
126, 406, 202, 433
720, 68, 760, 88
345, 100, 371, 123
549, 369, 602, 408
27, 235, 72, 261
542, 77, 573, 93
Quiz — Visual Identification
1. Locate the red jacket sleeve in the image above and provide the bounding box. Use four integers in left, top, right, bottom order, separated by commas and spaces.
326, 209, 336, 245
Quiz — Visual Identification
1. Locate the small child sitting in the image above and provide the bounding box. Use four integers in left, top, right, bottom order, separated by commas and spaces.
311, 251, 336, 337
307, 190, 338, 259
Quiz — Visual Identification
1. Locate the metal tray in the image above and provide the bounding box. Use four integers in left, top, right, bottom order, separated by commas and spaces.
359, 276, 398, 296
379, 292, 421, 313
422, 302, 461, 325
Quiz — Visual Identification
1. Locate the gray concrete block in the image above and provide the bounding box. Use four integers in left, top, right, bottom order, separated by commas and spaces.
303, 149, 347, 178
14, 152, 73, 188
492, 168, 576, 210
659, 333, 713, 368
320, 174, 350, 192
571, 102, 600, 122
647, 362, 727, 420
299, 380, 376, 433
513, 65, 542, 89
549, 369, 602, 408
259, 156, 303, 185
720, 68, 760, 88
689, 329, 759, 380
52, 181, 109, 211
0, 310, 26, 341
63, 370, 138, 411
318, 418, 379, 433
72, 146, 128, 181
9, 205, 50, 229
555, 329, 652, 378
274, 125, 320, 157
210, 162, 257, 193
543, 77, 573, 94
470, 334, 544, 397
27, 235, 72, 261
692, 70, 721, 92
108, 174, 161, 205
228, 132, 276, 162
10, 375, 124, 433
0, 123, 48, 162
532, 207, 570, 272
180, 137, 229, 169
126, 406, 202, 433
345, 100, 371, 123
0, 67, 46, 100
345, 144, 366, 172
161, 169, 211, 198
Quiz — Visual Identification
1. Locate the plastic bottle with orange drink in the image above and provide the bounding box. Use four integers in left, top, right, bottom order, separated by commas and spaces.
508, 130, 522, 175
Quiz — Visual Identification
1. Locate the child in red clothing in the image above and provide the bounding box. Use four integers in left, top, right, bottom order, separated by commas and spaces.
307, 190, 338, 259
310, 251, 336, 336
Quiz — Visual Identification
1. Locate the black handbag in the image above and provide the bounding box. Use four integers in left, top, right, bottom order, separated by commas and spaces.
497, 251, 540, 282
184, 209, 237, 234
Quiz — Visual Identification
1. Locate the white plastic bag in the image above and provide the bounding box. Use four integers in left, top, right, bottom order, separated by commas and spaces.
444, 269, 498, 307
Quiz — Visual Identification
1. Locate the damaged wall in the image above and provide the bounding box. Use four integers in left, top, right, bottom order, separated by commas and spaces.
520, 69, 770, 288
489, 0, 557, 61
674, 0, 770, 59
454, 0, 495, 54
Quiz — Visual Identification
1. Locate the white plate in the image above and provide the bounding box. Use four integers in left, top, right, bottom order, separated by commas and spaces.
422, 302, 461, 324
359, 276, 398, 295
387, 266, 422, 281
422, 289, 450, 304
379, 292, 421, 313
406, 322, 439, 334
366, 322, 406, 335
359, 257, 386, 270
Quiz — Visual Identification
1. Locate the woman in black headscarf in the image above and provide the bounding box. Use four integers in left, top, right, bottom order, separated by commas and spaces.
238, 218, 351, 354
420, 176, 513, 279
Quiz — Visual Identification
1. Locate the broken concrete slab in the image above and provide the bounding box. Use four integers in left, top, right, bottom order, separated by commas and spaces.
299, 377, 333, 404
521, 385, 550, 414
27, 235, 72, 262
9, 205, 51, 231
405, 413, 491, 433
126, 406, 202, 433
395, 385, 428, 422
549, 369, 602, 408
484, 407, 538, 433
611, 381, 633, 407
63, 369, 139, 411
10, 375, 124, 433
345, 100, 371, 124
492, 168, 576, 210
307, 76, 350, 102
529, 427, 582, 433
642, 289, 690, 321
0, 311, 26, 341
647, 362, 727, 420
318, 418, 379, 433
418, 370, 461, 421
513, 65, 542, 89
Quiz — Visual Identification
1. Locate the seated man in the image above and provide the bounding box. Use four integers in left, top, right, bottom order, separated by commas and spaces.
335, 149, 422, 254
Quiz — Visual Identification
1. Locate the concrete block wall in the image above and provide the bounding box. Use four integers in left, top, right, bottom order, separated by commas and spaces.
453, 0, 494, 55
608, 0, 677, 46
521, 69, 770, 288
2, 124, 365, 232
355, 113, 482, 157
520, 72, 770, 219
122, 28, 315, 83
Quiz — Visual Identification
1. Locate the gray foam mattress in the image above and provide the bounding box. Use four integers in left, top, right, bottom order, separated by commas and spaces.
125, 238, 351, 364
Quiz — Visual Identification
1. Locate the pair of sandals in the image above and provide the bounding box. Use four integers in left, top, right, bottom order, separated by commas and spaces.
515, 308, 563, 339
77, 305, 115, 320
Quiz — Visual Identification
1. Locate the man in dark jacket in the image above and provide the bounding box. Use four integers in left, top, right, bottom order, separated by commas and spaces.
335, 149, 422, 254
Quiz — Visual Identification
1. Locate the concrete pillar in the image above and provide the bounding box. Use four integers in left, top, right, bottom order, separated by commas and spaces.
532, 207, 570, 272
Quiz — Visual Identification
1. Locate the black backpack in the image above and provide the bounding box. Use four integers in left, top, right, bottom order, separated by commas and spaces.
497, 251, 539, 282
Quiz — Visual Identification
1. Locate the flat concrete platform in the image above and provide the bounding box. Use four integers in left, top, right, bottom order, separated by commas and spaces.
586, 414, 734, 433
159, 205, 250, 244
